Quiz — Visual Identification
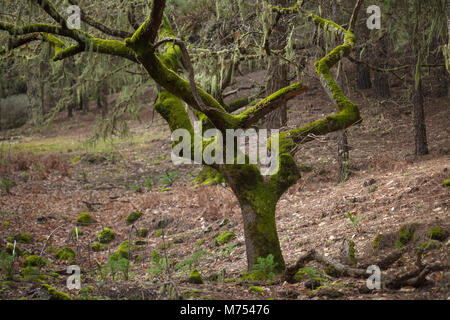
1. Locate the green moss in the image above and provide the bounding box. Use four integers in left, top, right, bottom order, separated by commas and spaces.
54, 247, 76, 260
76, 213, 92, 226
91, 242, 103, 252
249, 286, 264, 293
428, 227, 446, 241
444, 179, 450, 187
6, 243, 21, 256
41, 284, 71, 300
126, 211, 143, 225
21, 267, 48, 280
72, 228, 83, 238
137, 227, 149, 238
97, 227, 115, 244
373, 233, 383, 250
24, 255, 48, 267
188, 269, 203, 284
154, 229, 163, 237
398, 226, 413, 246
195, 166, 225, 186
14, 233, 33, 244
216, 231, 236, 246
114, 241, 134, 259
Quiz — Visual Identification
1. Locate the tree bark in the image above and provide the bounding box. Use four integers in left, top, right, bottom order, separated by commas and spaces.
264, 0, 289, 129
413, 77, 429, 155
373, 34, 390, 98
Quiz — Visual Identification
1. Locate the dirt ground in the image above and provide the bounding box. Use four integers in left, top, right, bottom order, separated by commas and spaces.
0, 68, 449, 300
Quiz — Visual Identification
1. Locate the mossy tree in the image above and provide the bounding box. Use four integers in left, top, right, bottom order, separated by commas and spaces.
0, 0, 363, 273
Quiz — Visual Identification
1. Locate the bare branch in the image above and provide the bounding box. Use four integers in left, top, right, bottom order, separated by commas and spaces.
67, 0, 133, 38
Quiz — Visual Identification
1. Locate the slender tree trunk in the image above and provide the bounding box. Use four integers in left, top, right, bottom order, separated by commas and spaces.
264, 0, 289, 129
411, 0, 428, 156
332, 0, 351, 183
265, 59, 289, 129
413, 76, 429, 156
373, 35, 391, 98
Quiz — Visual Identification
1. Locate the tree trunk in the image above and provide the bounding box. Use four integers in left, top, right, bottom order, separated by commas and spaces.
413, 78, 429, 156
221, 164, 287, 273
332, 0, 351, 183
373, 34, 391, 98
412, 0, 428, 156
357, 64, 372, 89
265, 58, 289, 129
338, 130, 350, 182
238, 196, 284, 273
264, 0, 289, 129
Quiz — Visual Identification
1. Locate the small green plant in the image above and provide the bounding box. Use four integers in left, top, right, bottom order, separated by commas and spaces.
1, 178, 15, 195
107, 256, 130, 280
220, 243, 238, 257
144, 177, 153, 190
242, 254, 278, 281
148, 250, 170, 276
81, 171, 88, 183
340, 211, 364, 230
175, 250, 212, 272
159, 170, 179, 187
22, 172, 29, 182
0, 250, 15, 280
294, 267, 327, 283
132, 185, 143, 193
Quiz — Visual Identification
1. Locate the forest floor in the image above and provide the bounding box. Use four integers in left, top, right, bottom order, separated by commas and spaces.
0, 69, 449, 300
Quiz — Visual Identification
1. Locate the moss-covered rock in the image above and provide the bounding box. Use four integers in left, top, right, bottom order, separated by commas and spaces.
114, 241, 134, 259
428, 227, 446, 241
373, 233, 383, 250
76, 213, 92, 226
137, 227, 149, 238
91, 242, 103, 252
249, 286, 264, 293
14, 233, 33, 244
5, 243, 21, 256
397, 226, 414, 247
21, 267, 48, 280
97, 227, 115, 244
126, 211, 143, 225
24, 255, 48, 267
215, 231, 235, 246
188, 269, 203, 284
54, 247, 76, 260
41, 284, 71, 300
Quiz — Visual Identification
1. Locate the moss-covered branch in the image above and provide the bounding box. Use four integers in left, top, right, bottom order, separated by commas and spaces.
236, 83, 308, 129
127, 0, 166, 54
